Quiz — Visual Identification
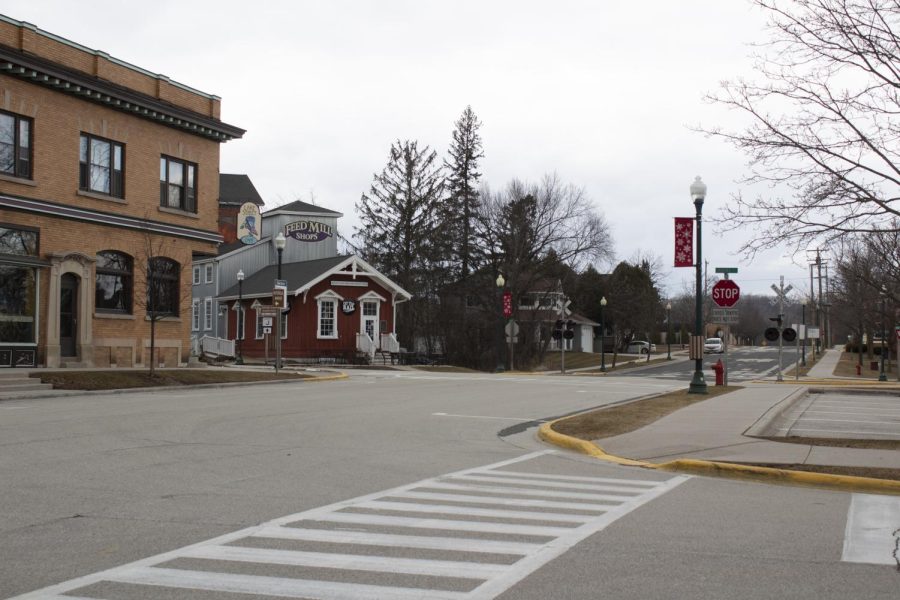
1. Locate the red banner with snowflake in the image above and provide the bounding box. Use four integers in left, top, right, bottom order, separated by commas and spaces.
674, 217, 694, 267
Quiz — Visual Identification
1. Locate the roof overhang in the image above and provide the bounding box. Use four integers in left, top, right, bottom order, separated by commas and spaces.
0, 45, 244, 142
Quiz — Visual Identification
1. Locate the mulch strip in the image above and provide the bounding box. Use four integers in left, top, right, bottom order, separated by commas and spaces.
31, 369, 310, 390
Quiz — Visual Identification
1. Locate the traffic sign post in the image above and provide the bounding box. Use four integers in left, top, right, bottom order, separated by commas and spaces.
712, 273, 740, 386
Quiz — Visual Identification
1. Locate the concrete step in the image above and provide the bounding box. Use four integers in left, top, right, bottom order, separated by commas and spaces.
0, 380, 53, 392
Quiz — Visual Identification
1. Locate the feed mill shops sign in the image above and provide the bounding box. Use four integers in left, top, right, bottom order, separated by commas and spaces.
285, 220, 334, 242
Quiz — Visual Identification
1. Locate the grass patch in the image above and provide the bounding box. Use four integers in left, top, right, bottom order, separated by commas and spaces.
540, 350, 674, 372
31, 369, 311, 391
833, 351, 897, 379
552, 386, 742, 440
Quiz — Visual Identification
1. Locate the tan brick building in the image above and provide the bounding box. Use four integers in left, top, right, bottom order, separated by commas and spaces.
0, 15, 243, 368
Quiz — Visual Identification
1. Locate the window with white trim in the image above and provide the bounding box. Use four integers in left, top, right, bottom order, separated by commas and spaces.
191, 299, 200, 331
318, 299, 336, 338
192, 266, 201, 285
236, 305, 245, 340
205, 264, 213, 283
203, 297, 212, 330
280, 313, 288, 339
255, 309, 265, 339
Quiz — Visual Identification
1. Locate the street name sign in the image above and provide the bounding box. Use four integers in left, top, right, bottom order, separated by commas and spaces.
712, 279, 740, 307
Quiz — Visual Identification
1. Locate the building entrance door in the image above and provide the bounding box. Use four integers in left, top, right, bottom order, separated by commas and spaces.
60, 273, 78, 357
361, 301, 379, 349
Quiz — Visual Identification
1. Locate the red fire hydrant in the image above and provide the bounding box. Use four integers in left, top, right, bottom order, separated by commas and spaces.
712, 359, 725, 386
856, 363, 861, 376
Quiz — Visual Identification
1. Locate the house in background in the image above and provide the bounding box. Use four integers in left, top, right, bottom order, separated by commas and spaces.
0, 15, 242, 368
192, 194, 411, 363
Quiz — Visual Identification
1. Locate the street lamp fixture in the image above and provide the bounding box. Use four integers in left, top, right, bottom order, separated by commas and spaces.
274, 232, 287, 372
666, 301, 672, 360
600, 296, 607, 373
495, 273, 505, 373
689, 176, 708, 394
235, 268, 244, 365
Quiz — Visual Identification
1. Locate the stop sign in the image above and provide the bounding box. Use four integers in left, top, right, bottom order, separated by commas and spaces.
712, 279, 740, 307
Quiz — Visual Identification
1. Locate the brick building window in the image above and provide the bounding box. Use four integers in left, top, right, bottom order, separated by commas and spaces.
0, 111, 32, 179
147, 257, 180, 317
95, 250, 132, 314
0, 225, 38, 344
160, 156, 197, 213
80, 134, 124, 198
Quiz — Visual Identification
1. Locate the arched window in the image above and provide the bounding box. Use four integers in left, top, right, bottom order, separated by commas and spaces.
147, 257, 180, 317
95, 251, 132, 313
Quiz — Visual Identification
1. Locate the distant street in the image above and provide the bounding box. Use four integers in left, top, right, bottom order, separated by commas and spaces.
2, 370, 897, 599
622, 345, 804, 382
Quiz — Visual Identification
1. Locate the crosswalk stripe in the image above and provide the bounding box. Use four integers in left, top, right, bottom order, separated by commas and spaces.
393, 490, 614, 511
10, 451, 690, 600
455, 474, 647, 494
486, 469, 661, 486
842, 493, 900, 566
353, 500, 595, 523
251, 526, 542, 555
422, 481, 634, 502
181, 544, 509, 579
106, 566, 471, 600
310, 512, 577, 536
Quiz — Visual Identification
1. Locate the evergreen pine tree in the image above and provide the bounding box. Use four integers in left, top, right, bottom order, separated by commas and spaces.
444, 106, 484, 280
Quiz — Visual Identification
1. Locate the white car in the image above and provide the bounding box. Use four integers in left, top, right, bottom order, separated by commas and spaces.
626, 341, 656, 354
704, 338, 724, 353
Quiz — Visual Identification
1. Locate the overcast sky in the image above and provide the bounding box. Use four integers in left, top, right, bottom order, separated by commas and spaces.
6, 0, 818, 299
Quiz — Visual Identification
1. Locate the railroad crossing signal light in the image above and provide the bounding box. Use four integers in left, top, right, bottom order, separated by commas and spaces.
552, 319, 564, 340
563, 319, 576, 340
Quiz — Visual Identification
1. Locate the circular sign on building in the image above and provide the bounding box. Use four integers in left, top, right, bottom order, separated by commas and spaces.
711, 279, 740, 308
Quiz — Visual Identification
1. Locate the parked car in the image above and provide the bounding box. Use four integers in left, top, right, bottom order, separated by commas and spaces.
704, 338, 724, 353
625, 341, 656, 354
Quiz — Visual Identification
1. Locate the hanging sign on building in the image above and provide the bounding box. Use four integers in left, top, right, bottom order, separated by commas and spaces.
342, 299, 357, 315
285, 220, 334, 242
237, 202, 262, 245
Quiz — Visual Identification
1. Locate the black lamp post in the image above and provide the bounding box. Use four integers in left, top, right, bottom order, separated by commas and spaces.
495, 273, 505, 373
275, 232, 286, 373
880, 286, 888, 382
666, 301, 672, 360
235, 268, 244, 365
600, 296, 607, 372
688, 176, 708, 394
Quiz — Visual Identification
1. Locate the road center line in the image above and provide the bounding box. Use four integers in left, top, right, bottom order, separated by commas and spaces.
432, 412, 545, 422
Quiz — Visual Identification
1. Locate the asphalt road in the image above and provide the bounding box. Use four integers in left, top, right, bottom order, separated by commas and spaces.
620, 345, 802, 382
1, 371, 897, 599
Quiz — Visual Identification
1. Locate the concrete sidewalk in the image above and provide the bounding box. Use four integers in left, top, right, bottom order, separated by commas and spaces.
596, 383, 900, 470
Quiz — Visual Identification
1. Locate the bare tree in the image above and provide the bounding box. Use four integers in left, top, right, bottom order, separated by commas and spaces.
131, 229, 192, 376
700, 0, 900, 256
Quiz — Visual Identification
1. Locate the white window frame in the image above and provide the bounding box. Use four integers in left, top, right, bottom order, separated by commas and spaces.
203, 297, 212, 330
255, 309, 265, 339
192, 265, 201, 285
315, 290, 343, 340
236, 305, 246, 340
205, 264, 213, 283
280, 313, 288, 340
191, 299, 200, 331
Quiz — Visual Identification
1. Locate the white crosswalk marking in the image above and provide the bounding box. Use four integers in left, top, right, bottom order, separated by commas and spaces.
10, 450, 688, 600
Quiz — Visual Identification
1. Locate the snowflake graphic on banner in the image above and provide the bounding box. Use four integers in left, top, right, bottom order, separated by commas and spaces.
674, 217, 693, 267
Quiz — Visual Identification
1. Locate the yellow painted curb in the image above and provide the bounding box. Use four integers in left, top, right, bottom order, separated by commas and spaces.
304, 372, 349, 383
538, 418, 900, 496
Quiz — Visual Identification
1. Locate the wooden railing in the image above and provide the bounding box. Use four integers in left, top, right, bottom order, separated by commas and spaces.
380, 332, 400, 353
199, 335, 235, 358
356, 333, 376, 359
